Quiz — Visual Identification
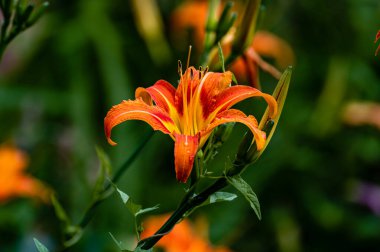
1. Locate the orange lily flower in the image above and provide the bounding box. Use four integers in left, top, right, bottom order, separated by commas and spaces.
142, 214, 232, 252
104, 66, 277, 182
0, 145, 50, 203
170, 0, 294, 88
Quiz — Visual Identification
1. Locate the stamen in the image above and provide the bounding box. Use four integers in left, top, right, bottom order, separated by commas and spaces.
198, 66, 203, 79
204, 66, 209, 74
186, 45, 192, 69
178, 60, 183, 76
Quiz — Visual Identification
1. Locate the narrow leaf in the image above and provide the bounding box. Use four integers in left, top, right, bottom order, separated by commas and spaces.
227, 175, 261, 220
33, 238, 49, 252
135, 205, 159, 217
93, 146, 112, 198
218, 42, 225, 72
115, 187, 142, 216
109, 232, 129, 251
209, 191, 237, 204
134, 247, 153, 252
51, 194, 70, 227
95, 146, 112, 174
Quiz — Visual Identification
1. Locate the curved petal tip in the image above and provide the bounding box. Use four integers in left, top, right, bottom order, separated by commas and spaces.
174, 133, 199, 183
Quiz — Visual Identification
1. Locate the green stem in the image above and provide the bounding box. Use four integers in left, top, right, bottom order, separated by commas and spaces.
57, 132, 155, 251
138, 177, 228, 250
79, 131, 154, 228
200, 0, 220, 67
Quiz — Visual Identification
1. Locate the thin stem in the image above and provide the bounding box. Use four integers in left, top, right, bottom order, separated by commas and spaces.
79, 131, 154, 228
58, 132, 155, 251
200, 0, 220, 67
138, 177, 228, 250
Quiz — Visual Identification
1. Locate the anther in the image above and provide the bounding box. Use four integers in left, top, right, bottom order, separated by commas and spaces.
178, 60, 183, 76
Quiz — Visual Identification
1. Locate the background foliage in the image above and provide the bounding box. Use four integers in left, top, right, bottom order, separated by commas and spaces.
0, 0, 380, 251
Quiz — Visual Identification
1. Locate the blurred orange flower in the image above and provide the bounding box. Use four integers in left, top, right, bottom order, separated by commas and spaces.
0, 145, 51, 203
104, 66, 276, 182
142, 214, 232, 252
375, 30, 380, 56
171, 0, 294, 88
342, 102, 380, 130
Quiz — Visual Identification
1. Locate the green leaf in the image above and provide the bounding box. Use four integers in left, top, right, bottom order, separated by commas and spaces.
33, 238, 49, 252
109, 232, 130, 251
135, 205, 160, 217
26, 1, 50, 26
93, 146, 112, 199
134, 247, 153, 252
231, 72, 238, 84
63, 225, 83, 248
227, 175, 261, 220
95, 146, 112, 174
184, 191, 237, 218
218, 42, 225, 72
51, 194, 70, 227
115, 187, 142, 215
209, 191, 237, 204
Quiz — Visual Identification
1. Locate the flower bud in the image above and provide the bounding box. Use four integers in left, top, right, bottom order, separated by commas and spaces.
228, 66, 292, 176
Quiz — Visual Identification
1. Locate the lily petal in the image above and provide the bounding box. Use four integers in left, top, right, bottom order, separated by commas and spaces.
136, 80, 180, 126
175, 67, 202, 114
136, 80, 177, 113
203, 109, 266, 150
104, 99, 177, 145
174, 133, 199, 183
209, 85, 278, 121
195, 71, 232, 119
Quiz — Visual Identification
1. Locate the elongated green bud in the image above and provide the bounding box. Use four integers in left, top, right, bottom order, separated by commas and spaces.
228, 67, 292, 176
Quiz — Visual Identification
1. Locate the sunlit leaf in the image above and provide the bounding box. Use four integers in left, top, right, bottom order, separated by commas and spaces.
227, 175, 261, 220
209, 191, 237, 204
33, 238, 49, 252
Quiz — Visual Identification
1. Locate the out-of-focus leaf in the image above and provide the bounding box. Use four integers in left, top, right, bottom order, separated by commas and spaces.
109, 232, 129, 252
33, 238, 49, 252
227, 175, 261, 220
93, 146, 112, 199
63, 226, 83, 248
218, 42, 225, 72
51, 194, 70, 227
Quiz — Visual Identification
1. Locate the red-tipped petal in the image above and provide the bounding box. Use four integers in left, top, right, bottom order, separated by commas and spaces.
136, 80, 177, 113
196, 71, 232, 117
203, 109, 266, 150
210, 85, 277, 120
104, 99, 177, 145
174, 133, 199, 183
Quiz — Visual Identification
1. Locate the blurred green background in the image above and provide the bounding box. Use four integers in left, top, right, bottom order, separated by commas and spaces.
0, 0, 380, 251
